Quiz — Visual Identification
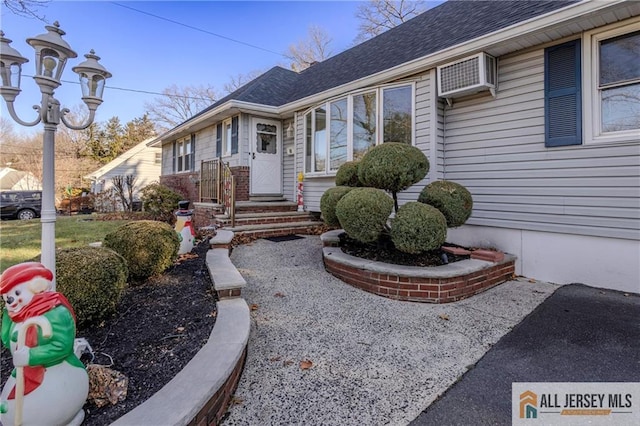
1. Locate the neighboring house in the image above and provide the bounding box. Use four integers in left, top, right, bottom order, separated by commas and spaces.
151, 0, 639, 293
84, 137, 161, 200
0, 167, 42, 190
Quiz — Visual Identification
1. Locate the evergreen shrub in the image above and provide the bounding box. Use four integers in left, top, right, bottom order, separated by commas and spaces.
140, 183, 183, 225
320, 186, 354, 227
418, 180, 473, 228
53, 246, 128, 327
335, 188, 393, 243
103, 220, 179, 280
391, 202, 447, 254
357, 143, 429, 211
335, 161, 362, 187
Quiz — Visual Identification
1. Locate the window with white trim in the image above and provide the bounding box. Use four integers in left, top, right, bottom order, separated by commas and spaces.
584, 22, 640, 144
304, 83, 414, 174
174, 135, 193, 172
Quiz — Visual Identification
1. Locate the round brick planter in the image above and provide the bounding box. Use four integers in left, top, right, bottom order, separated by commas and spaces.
321, 230, 516, 303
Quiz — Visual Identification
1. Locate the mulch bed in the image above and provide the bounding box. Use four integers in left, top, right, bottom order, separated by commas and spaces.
339, 232, 471, 266
1, 239, 218, 426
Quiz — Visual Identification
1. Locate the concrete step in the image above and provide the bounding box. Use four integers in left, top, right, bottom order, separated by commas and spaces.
216, 211, 315, 227
223, 221, 324, 239
234, 201, 298, 214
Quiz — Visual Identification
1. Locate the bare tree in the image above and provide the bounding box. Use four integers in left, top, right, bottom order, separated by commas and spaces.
144, 84, 218, 131
2, 0, 49, 21
288, 25, 333, 72
112, 174, 137, 211
223, 70, 264, 94
355, 0, 428, 42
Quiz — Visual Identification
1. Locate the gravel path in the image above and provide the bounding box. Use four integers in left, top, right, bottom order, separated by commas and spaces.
223, 235, 559, 425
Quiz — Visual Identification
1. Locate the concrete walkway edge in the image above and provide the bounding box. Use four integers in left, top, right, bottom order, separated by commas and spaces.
112, 234, 250, 426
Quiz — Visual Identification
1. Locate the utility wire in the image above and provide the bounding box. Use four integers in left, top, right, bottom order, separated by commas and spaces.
110, 2, 291, 59
21, 74, 214, 101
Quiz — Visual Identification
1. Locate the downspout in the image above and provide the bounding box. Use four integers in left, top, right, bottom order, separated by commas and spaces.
429, 69, 438, 182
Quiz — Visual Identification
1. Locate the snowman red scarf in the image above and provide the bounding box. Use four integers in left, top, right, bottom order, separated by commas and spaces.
7, 291, 76, 399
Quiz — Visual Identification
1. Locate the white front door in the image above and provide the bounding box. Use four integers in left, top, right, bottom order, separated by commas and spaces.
250, 118, 282, 195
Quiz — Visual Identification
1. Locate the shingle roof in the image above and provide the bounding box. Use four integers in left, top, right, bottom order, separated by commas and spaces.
287, 0, 579, 102
189, 66, 299, 121
177, 0, 579, 129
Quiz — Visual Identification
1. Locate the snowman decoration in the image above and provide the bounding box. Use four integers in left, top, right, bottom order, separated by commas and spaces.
0, 262, 89, 426
175, 200, 196, 255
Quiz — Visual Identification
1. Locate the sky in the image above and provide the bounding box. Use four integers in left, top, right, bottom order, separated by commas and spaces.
0, 0, 367, 134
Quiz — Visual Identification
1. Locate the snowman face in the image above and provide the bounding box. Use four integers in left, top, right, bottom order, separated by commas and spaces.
2, 282, 35, 314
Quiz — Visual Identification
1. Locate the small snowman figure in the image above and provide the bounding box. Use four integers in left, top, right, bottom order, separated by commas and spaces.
175, 200, 196, 254
0, 262, 89, 426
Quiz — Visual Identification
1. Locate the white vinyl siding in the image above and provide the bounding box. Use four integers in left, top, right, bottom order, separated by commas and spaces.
442, 48, 640, 240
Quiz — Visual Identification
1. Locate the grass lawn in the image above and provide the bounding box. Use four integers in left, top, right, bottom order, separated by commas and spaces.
0, 215, 130, 273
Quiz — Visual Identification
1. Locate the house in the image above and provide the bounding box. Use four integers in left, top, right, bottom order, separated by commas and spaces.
0, 167, 42, 191
84, 137, 161, 203
151, 0, 639, 293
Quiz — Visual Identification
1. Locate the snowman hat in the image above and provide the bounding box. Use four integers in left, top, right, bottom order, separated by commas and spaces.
0, 262, 53, 294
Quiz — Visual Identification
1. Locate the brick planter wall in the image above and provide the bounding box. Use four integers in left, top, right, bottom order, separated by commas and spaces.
188, 348, 247, 426
321, 231, 515, 303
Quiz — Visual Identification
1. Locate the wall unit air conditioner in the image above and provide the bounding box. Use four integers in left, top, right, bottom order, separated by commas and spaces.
437, 52, 497, 100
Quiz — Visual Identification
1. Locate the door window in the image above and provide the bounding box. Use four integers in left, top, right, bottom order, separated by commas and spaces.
256, 122, 277, 154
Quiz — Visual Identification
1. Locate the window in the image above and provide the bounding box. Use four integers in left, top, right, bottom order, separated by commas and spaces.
174, 135, 194, 172
216, 115, 239, 157
154, 152, 162, 165
584, 23, 640, 144
304, 83, 414, 174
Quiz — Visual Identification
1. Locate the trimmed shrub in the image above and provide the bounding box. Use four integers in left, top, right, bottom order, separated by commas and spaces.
320, 186, 354, 227
140, 182, 183, 225
335, 161, 362, 187
335, 187, 393, 243
103, 220, 180, 280
418, 180, 473, 228
54, 247, 128, 327
391, 202, 447, 254
357, 143, 429, 212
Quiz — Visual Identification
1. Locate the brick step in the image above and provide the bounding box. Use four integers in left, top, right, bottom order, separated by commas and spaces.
234, 201, 298, 214
225, 221, 323, 239
216, 211, 316, 227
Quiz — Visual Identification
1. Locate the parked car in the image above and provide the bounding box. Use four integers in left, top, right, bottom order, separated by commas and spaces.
0, 190, 42, 220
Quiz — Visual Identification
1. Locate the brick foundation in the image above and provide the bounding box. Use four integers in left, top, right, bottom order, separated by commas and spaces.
160, 173, 199, 203
231, 166, 250, 202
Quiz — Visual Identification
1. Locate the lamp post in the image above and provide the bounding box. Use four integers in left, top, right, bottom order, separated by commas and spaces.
0, 22, 111, 290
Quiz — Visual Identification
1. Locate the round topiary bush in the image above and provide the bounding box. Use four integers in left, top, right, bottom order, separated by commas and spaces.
391, 202, 448, 254
103, 220, 180, 280
54, 246, 128, 328
335, 187, 393, 243
357, 143, 429, 212
335, 161, 362, 187
320, 186, 354, 227
140, 182, 183, 225
418, 180, 473, 228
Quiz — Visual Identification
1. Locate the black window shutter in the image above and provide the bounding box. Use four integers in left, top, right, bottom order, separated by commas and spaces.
545, 39, 582, 147
172, 141, 176, 173
190, 134, 196, 171
216, 124, 222, 158
231, 116, 239, 155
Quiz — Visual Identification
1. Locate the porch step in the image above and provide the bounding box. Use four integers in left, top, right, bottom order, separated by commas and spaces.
248, 196, 287, 202
225, 221, 324, 239
216, 211, 316, 227
234, 201, 298, 213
